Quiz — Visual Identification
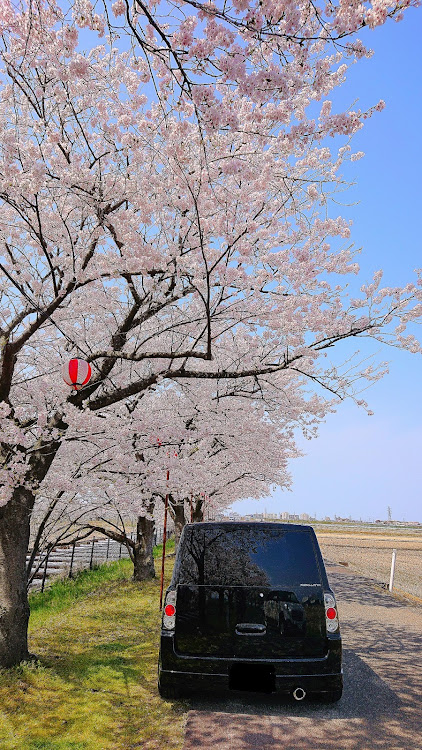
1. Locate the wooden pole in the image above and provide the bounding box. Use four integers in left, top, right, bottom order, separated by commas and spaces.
159, 469, 170, 610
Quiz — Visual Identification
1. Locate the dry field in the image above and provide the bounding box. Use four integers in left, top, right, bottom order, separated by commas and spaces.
315, 529, 422, 600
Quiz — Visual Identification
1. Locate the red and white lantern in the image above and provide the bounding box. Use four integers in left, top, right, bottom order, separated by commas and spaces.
62, 358, 92, 390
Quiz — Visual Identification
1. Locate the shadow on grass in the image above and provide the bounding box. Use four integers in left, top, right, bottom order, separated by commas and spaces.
28, 742, 87, 750
42, 638, 145, 690
0, 568, 185, 750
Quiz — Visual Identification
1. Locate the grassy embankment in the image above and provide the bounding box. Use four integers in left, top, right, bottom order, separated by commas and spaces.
0, 541, 188, 750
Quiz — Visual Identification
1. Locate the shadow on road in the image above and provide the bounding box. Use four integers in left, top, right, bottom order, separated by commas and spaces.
188, 648, 402, 719
183, 569, 422, 749
326, 564, 404, 608
185, 645, 420, 749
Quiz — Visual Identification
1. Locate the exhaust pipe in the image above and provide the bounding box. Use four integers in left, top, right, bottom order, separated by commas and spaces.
292, 687, 306, 701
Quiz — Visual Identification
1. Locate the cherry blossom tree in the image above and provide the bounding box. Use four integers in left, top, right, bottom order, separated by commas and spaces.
1, 1, 422, 667
31, 381, 300, 578
98, 0, 420, 132
145, 381, 301, 545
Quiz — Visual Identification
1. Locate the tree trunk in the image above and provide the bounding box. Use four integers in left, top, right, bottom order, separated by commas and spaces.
192, 495, 204, 522
133, 514, 155, 582
169, 496, 186, 550
0, 488, 33, 667
0, 419, 65, 668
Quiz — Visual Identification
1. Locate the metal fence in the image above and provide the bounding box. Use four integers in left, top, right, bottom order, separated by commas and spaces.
27, 529, 172, 592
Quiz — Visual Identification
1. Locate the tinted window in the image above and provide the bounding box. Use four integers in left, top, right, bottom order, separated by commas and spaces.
176, 526, 321, 587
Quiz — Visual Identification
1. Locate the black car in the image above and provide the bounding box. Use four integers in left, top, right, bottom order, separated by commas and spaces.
158, 522, 342, 702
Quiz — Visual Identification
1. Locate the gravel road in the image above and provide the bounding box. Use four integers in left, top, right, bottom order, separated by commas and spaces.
182, 563, 422, 750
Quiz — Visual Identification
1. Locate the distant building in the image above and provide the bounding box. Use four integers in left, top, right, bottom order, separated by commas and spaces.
222, 513, 240, 521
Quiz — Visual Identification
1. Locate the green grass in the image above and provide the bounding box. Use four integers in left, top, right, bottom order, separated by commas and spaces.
153, 538, 175, 558
0, 551, 186, 750
28, 539, 175, 624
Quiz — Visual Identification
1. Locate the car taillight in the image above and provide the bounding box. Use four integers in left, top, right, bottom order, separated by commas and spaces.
324, 593, 339, 633
162, 591, 176, 630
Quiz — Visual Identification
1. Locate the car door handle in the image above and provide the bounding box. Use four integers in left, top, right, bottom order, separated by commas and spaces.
235, 623, 266, 635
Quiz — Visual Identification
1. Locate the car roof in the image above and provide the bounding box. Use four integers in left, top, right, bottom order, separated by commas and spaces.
184, 521, 314, 532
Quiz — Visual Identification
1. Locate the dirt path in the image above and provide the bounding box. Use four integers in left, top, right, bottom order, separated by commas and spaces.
182, 564, 422, 750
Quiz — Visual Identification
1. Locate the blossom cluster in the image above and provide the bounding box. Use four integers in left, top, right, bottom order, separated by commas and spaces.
0, 0, 420, 516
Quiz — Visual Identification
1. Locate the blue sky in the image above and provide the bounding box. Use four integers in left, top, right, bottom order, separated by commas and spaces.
233, 8, 422, 523
76, 8, 421, 521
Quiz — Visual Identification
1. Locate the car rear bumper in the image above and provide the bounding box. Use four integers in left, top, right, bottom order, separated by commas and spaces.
159, 668, 343, 695
159, 631, 342, 696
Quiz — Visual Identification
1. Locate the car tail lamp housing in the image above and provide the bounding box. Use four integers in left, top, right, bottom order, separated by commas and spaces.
162, 590, 176, 630
324, 592, 339, 633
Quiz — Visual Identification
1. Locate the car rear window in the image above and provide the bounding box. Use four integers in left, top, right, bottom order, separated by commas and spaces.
175, 526, 322, 587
